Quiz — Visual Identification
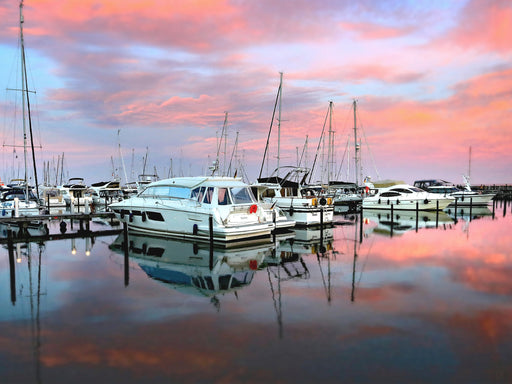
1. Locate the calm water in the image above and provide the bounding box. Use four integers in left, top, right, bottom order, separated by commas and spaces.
1, 202, 512, 384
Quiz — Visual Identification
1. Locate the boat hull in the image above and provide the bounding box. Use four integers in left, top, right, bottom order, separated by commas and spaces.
110, 197, 273, 243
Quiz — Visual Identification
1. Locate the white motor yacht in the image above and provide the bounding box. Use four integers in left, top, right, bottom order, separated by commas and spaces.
363, 183, 454, 211
414, 177, 495, 206
109, 176, 274, 242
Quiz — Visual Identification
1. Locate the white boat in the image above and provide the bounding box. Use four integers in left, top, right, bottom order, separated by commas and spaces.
39, 185, 66, 208
414, 177, 495, 206
109, 176, 274, 242
255, 167, 334, 227
251, 184, 296, 231
58, 178, 93, 207
89, 179, 124, 206
328, 181, 362, 212
0, 185, 40, 217
363, 183, 454, 211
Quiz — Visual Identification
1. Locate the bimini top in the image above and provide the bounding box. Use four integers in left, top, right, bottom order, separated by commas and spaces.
148, 176, 249, 190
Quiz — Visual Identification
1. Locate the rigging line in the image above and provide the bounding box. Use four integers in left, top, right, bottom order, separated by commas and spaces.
356, 108, 380, 180
259, 81, 281, 179
308, 105, 329, 184
335, 136, 349, 181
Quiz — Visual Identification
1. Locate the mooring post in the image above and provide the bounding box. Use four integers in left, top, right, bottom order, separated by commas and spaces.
492, 199, 496, 219
320, 208, 324, 240
359, 207, 363, 243
390, 204, 394, 237
123, 222, 129, 286
415, 202, 419, 232
272, 209, 276, 243
209, 215, 214, 270
436, 200, 439, 227
7, 229, 16, 305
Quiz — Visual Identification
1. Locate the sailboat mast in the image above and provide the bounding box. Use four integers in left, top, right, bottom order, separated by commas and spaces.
353, 100, 360, 186
327, 101, 334, 183
277, 72, 283, 177
19, 1, 29, 201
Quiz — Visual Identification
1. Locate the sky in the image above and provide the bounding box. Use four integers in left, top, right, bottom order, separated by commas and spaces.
0, 0, 511, 187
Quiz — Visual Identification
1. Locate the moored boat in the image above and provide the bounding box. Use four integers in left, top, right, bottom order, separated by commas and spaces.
255, 167, 334, 227
109, 176, 274, 242
414, 177, 495, 206
363, 183, 454, 211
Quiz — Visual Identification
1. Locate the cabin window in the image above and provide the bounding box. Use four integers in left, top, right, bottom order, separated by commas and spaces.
191, 186, 206, 202
230, 187, 255, 204
146, 211, 165, 221
392, 188, 413, 194
203, 187, 214, 204
218, 188, 232, 205
380, 191, 401, 197
141, 186, 190, 198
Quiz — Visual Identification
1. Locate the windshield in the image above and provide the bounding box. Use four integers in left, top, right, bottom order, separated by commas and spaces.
230, 187, 256, 204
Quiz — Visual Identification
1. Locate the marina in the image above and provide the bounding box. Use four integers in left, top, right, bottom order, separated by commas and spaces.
1, 199, 511, 383
1, 1, 511, 382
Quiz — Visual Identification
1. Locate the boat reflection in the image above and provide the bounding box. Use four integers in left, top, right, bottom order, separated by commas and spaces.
363, 209, 454, 237
446, 206, 493, 222
110, 233, 276, 306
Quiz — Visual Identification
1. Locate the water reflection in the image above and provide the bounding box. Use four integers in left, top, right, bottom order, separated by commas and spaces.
1, 202, 511, 383
363, 209, 454, 236
109, 233, 276, 309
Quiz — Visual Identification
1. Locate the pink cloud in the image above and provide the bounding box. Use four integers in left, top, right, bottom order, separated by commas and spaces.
446, 0, 512, 54
339, 21, 414, 40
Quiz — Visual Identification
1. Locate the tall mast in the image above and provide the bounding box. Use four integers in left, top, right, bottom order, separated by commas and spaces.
19, 0, 40, 200
327, 101, 334, 183
19, 1, 29, 201
277, 72, 283, 177
353, 99, 360, 186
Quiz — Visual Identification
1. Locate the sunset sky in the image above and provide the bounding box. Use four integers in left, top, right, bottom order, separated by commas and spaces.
0, 0, 511, 186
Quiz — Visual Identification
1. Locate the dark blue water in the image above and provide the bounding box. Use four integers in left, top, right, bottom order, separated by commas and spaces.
1, 202, 511, 383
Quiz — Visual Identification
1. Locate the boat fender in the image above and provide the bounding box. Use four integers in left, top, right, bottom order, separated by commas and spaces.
142, 243, 147, 255
424, 199, 429, 204
59, 221, 67, 234
289, 206, 294, 216
396, 199, 400, 205
387, 199, 390, 205
193, 224, 198, 235
141, 212, 147, 222
378, 199, 381, 204
193, 243, 198, 255
129, 212, 133, 222
320, 197, 327, 206
120, 212, 124, 219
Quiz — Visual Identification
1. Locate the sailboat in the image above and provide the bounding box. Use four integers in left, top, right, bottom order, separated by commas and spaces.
328, 100, 364, 212
254, 72, 334, 227
1, 1, 41, 217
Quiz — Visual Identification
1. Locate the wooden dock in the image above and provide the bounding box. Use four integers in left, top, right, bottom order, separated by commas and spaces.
0, 211, 121, 244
